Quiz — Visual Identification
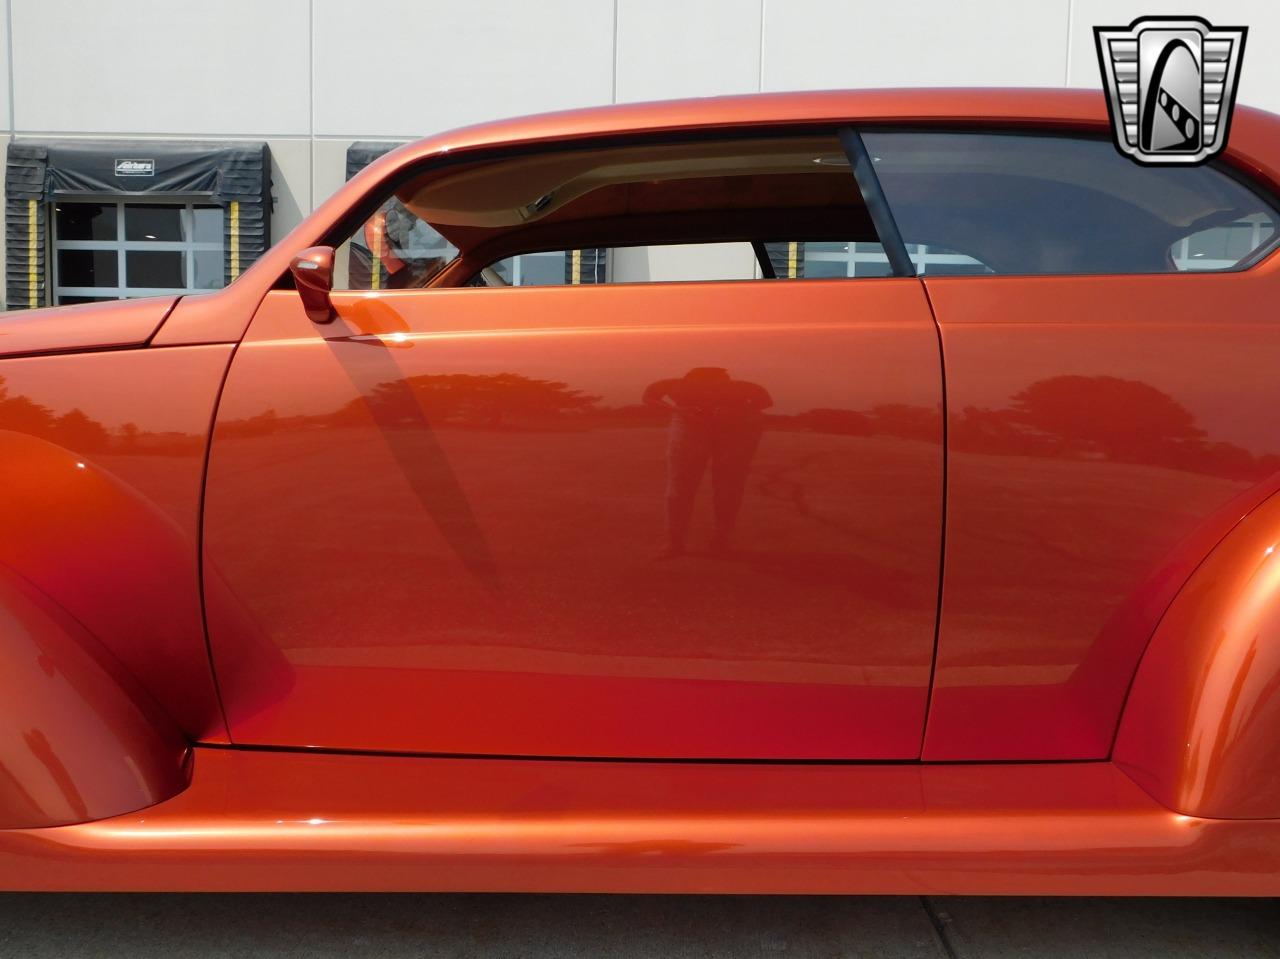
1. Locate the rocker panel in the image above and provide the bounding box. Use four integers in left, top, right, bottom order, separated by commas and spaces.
1, 747, 1277, 894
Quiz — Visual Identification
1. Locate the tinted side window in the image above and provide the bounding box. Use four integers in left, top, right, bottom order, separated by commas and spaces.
335, 133, 890, 290
862, 132, 1278, 275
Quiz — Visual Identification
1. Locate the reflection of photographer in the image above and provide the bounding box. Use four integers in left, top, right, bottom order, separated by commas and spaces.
643, 368, 773, 556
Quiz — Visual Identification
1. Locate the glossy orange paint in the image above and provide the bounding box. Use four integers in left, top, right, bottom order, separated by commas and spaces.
2, 746, 1278, 894
1115, 489, 1280, 820
5, 88, 1280, 892
289, 246, 337, 324
923, 256, 1280, 760
0, 295, 176, 357
0, 561, 189, 829
0, 345, 233, 739
203, 281, 944, 759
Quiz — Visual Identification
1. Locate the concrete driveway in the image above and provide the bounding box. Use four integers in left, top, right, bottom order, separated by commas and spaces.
0, 894, 1276, 957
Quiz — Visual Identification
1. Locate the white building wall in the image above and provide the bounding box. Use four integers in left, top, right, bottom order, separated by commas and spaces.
1066, 0, 1280, 103
3, 0, 1280, 303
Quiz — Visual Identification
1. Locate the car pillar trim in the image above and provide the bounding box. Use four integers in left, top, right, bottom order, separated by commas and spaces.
838, 127, 915, 278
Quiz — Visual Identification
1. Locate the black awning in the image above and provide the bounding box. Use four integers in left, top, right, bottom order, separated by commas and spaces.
5, 139, 272, 308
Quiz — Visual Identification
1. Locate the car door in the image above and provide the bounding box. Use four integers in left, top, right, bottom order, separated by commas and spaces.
862, 129, 1280, 760
202, 131, 945, 760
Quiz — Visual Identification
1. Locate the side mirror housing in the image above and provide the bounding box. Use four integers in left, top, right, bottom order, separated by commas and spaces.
290, 246, 336, 324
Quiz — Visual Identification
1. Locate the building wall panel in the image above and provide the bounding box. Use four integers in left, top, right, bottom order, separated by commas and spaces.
10, 0, 311, 136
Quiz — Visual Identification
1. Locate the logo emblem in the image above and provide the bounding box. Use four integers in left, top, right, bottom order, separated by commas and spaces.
114, 159, 155, 177
1095, 16, 1246, 165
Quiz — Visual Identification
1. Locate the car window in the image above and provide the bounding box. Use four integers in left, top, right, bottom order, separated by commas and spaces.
335, 197, 457, 290
861, 131, 1279, 275
1172, 214, 1276, 271
477, 243, 762, 286
473, 240, 923, 286
799, 240, 990, 277
472, 237, 983, 286
332, 133, 894, 290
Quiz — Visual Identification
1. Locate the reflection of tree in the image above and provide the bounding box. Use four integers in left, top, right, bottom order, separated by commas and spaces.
0, 375, 199, 455
1, 377, 110, 452
1015, 375, 1204, 460
15, 361, 1264, 483
48, 408, 111, 452
785, 408, 873, 436
338, 373, 602, 429
216, 370, 1277, 482
220, 409, 286, 439
952, 374, 1280, 481
0, 377, 57, 436
773, 404, 939, 440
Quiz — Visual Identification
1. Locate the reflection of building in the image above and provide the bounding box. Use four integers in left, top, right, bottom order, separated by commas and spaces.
3, 1, 1280, 308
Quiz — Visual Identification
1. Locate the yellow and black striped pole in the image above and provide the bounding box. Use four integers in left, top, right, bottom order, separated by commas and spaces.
228, 200, 241, 282
27, 199, 39, 308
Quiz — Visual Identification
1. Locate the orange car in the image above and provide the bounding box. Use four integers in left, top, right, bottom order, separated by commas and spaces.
3, 88, 1280, 894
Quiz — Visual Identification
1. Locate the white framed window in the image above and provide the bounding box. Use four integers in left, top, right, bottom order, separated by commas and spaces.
1172, 213, 1275, 271
803, 241, 989, 277
51, 199, 225, 304
487, 250, 570, 286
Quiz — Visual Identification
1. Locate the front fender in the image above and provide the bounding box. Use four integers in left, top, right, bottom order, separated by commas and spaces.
0, 564, 189, 829
1115, 490, 1280, 819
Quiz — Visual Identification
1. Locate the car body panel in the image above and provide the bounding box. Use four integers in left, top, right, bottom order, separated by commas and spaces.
203, 282, 944, 759
0, 345, 233, 739
2, 747, 1278, 894
4, 88, 1280, 892
150, 289, 263, 348
0, 562, 190, 829
1116, 488, 1280, 820
0, 296, 176, 358
922, 258, 1280, 759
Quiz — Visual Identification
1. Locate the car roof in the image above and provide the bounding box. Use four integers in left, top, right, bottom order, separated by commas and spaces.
375, 88, 1113, 174
337, 87, 1280, 219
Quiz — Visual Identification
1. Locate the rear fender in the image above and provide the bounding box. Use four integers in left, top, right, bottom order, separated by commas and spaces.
1115, 490, 1280, 819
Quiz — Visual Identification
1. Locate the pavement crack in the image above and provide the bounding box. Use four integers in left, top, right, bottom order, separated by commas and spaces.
920, 896, 962, 959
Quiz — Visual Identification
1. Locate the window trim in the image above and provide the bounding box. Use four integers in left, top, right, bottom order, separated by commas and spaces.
839, 127, 914, 277
805, 241, 991, 277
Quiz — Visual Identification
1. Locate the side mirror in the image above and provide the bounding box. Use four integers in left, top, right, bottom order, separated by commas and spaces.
290, 246, 335, 324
